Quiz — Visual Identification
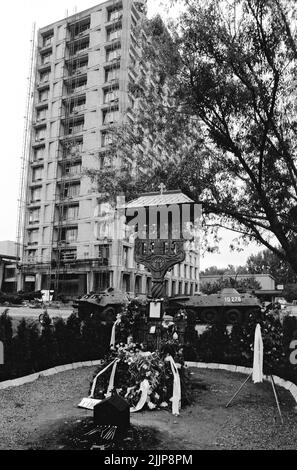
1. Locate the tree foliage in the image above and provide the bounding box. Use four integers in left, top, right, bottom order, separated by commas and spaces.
246, 247, 297, 284
88, 0, 297, 273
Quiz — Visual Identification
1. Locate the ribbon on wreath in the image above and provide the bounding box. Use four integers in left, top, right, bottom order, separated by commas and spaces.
110, 315, 121, 348
165, 355, 181, 416
89, 358, 118, 398
106, 359, 120, 397
130, 379, 150, 413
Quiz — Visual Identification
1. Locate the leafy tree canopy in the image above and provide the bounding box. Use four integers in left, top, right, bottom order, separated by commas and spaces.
88, 0, 297, 273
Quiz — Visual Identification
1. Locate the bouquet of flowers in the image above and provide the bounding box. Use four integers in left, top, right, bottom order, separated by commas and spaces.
90, 341, 192, 412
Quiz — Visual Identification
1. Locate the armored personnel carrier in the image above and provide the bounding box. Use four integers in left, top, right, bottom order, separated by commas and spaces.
75, 288, 129, 322
168, 288, 262, 324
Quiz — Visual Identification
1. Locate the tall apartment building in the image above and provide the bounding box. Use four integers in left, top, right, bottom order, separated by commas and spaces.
18, 0, 200, 299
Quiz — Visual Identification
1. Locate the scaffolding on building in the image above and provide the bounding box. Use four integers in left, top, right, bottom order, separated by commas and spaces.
16, 23, 37, 290
18, 1, 150, 298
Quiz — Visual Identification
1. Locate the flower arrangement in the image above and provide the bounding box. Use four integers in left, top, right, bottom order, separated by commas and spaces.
90, 340, 191, 412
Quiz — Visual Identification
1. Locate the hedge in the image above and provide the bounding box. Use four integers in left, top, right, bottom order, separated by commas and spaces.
184, 313, 297, 385
0, 310, 111, 382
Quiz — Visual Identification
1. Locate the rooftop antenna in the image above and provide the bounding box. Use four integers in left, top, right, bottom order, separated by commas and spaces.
65, 9, 69, 17
74, 5, 77, 13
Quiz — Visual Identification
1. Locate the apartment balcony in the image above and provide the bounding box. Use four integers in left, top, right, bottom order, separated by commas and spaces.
67, 85, 87, 98
54, 249, 77, 263
28, 198, 42, 208
68, 28, 90, 43
67, 65, 88, 79
26, 221, 40, 230
36, 78, 50, 90
27, 241, 39, 247
63, 125, 84, 138
39, 42, 53, 55
38, 62, 51, 73
58, 192, 80, 202
70, 103, 86, 114
34, 138, 46, 146
58, 171, 81, 183
68, 44, 90, 59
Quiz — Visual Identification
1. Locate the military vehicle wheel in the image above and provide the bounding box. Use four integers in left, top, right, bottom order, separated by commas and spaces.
225, 308, 242, 324
201, 309, 217, 323
102, 306, 116, 322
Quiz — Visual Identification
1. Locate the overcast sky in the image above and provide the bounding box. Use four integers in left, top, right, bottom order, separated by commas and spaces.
0, 0, 261, 268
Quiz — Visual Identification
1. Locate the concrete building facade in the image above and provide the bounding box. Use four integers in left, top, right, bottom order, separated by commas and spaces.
19, 0, 200, 299
0, 241, 19, 293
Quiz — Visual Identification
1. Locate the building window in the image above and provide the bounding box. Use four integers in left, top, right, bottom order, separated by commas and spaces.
27, 249, 37, 263
105, 65, 120, 82
67, 119, 84, 135
41, 52, 52, 65
69, 19, 90, 39
63, 139, 83, 158
65, 162, 82, 176
28, 208, 40, 224
108, 7, 123, 22
69, 39, 89, 56
70, 79, 87, 94
102, 131, 114, 147
35, 127, 46, 141
103, 108, 119, 124
62, 227, 78, 243
32, 166, 43, 182
28, 229, 39, 245
104, 86, 119, 103
36, 107, 48, 121
33, 147, 45, 161
42, 32, 53, 47
107, 25, 122, 42
70, 97, 86, 114
106, 45, 121, 62
64, 205, 79, 220
97, 244, 110, 260
40, 70, 50, 83
64, 183, 80, 198
39, 89, 49, 102
69, 58, 88, 75
123, 246, 129, 267
31, 187, 42, 202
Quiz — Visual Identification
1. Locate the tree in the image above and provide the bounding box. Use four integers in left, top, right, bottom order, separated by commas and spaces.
246, 248, 297, 284
201, 276, 261, 294
88, 0, 297, 274
282, 283, 297, 302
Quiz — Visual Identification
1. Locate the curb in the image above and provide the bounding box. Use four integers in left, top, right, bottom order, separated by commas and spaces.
185, 361, 297, 405
0, 360, 103, 390
1, 359, 296, 406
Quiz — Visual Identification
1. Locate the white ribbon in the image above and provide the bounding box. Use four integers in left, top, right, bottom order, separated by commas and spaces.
110, 318, 121, 348
130, 379, 150, 413
165, 355, 181, 416
252, 323, 264, 384
89, 358, 118, 398
106, 359, 119, 397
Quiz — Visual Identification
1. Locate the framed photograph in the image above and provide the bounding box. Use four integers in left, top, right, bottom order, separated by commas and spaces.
149, 300, 163, 319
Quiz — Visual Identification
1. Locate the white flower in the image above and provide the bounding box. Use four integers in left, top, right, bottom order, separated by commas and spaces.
148, 401, 157, 410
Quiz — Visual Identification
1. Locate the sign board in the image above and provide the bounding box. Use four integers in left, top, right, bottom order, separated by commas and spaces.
277, 285, 284, 290
148, 301, 163, 319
